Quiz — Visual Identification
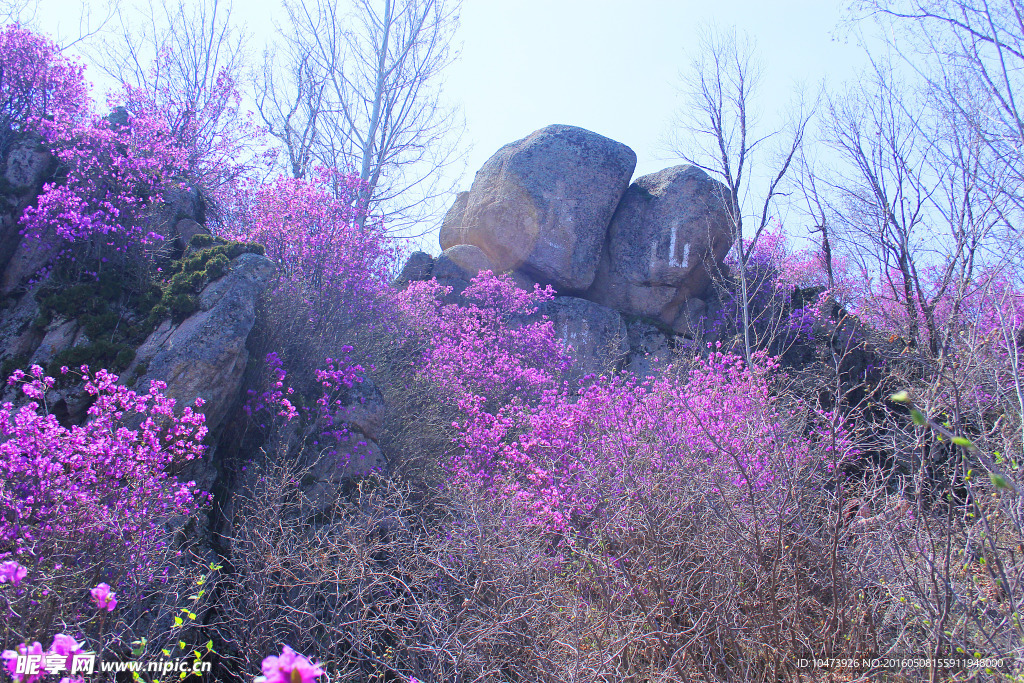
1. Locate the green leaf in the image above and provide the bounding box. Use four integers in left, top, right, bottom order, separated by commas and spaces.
910, 409, 926, 426
179, 641, 186, 650
188, 611, 196, 620
890, 391, 911, 403
952, 436, 974, 448
162, 649, 170, 657
174, 616, 183, 627
205, 640, 214, 652
991, 473, 1011, 490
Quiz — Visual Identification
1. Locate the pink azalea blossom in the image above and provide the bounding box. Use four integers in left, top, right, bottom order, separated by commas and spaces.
89, 583, 117, 611
2, 641, 44, 683
255, 645, 324, 683
47, 634, 86, 672
0, 560, 27, 585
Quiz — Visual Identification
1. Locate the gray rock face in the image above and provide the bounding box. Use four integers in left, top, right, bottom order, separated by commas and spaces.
162, 184, 206, 225
0, 285, 43, 370
538, 296, 628, 381
438, 191, 470, 251
173, 218, 210, 251
1, 239, 54, 295
129, 253, 276, 432
433, 244, 494, 282
30, 318, 80, 366
5, 137, 51, 190
455, 125, 636, 292
586, 165, 734, 332
624, 319, 673, 377
0, 138, 53, 293
394, 251, 434, 287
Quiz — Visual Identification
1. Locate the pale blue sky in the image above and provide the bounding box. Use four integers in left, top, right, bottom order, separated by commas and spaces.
448, 0, 867, 186
29, 0, 872, 248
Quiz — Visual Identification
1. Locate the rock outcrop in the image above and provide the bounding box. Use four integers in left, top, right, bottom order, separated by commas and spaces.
0, 136, 54, 295
393, 251, 434, 288
448, 125, 636, 292
433, 244, 495, 282
438, 191, 469, 251
437, 126, 738, 374
128, 252, 276, 433
586, 165, 734, 334
624, 319, 674, 378
538, 296, 629, 381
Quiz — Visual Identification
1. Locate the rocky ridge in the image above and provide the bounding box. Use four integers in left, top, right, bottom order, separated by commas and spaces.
407, 123, 738, 378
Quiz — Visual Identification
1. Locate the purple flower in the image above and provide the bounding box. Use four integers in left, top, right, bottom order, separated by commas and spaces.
90, 583, 117, 611
0, 560, 27, 586
47, 634, 86, 672
3, 642, 45, 683
255, 645, 324, 683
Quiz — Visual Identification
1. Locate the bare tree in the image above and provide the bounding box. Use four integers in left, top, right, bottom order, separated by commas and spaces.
256, 42, 325, 181
267, 0, 465, 233
669, 26, 813, 361
1, 0, 118, 52
813, 56, 1009, 355
852, 0, 1024, 216
0, 0, 36, 24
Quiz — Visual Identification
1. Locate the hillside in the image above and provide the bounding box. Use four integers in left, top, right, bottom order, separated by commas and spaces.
0, 16, 1022, 683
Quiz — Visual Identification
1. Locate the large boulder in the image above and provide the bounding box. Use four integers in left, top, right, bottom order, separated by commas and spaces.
0, 137, 54, 294
538, 296, 629, 381
451, 125, 636, 292
585, 165, 734, 334
433, 244, 494, 282
128, 252, 276, 433
438, 191, 470, 251
624, 318, 673, 378
393, 251, 434, 288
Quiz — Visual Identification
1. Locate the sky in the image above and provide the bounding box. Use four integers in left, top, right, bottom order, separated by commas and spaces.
27, 0, 874, 253
447, 0, 868, 186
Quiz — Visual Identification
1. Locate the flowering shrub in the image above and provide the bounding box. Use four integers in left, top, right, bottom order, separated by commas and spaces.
224, 171, 394, 306
457, 348, 852, 532
123, 64, 271, 210
711, 226, 824, 351
395, 272, 569, 408
19, 106, 187, 277
0, 366, 210, 673
0, 365, 207, 570
393, 272, 853, 534
0, 24, 88, 147
244, 348, 376, 471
